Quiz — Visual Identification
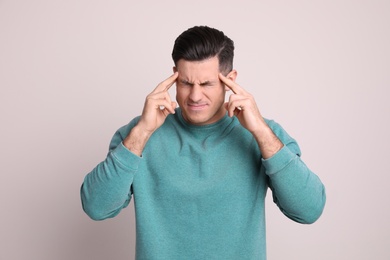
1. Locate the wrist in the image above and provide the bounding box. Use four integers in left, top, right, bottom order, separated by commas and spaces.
252, 125, 283, 159
123, 125, 152, 156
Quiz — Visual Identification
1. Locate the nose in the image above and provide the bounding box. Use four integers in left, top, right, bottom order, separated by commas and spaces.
189, 85, 203, 102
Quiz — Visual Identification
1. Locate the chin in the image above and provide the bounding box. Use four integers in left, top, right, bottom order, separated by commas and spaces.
185, 116, 207, 125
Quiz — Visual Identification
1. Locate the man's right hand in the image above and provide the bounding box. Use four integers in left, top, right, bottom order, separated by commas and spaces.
123, 72, 178, 156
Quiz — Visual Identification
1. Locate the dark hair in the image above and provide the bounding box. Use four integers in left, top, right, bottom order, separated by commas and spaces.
172, 26, 234, 74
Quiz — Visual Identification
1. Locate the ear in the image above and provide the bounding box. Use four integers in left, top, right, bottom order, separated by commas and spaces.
227, 69, 237, 81
224, 70, 238, 91
173, 66, 178, 73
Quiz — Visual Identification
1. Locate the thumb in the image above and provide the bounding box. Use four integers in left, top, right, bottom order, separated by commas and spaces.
224, 102, 233, 117
171, 101, 177, 113
224, 102, 229, 110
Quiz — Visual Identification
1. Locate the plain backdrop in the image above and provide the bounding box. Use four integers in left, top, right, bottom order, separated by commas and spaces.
1, 0, 389, 259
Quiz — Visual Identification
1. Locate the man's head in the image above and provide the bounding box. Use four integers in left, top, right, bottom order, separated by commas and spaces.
172, 26, 237, 126
172, 26, 234, 75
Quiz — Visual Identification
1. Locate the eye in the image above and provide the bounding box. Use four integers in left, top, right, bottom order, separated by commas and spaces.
200, 81, 214, 87
178, 81, 193, 88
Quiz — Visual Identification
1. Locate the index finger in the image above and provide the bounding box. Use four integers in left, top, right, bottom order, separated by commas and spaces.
218, 73, 245, 95
153, 72, 179, 93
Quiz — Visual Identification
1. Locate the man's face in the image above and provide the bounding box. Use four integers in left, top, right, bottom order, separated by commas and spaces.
174, 56, 235, 126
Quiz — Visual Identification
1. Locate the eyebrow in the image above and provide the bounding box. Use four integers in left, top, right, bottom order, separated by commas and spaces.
179, 79, 215, 86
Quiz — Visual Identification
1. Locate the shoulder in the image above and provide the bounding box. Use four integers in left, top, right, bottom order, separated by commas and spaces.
108, 116, 141, 150
263, 118, 301, 156
117, 116, 141, 137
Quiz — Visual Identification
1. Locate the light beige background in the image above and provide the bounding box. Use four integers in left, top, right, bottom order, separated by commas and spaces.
1, 0, 389, 259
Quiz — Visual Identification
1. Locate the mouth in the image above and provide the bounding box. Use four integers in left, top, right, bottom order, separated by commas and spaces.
187, 103, 208, 111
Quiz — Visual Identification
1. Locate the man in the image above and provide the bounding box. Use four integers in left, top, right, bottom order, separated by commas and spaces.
81, 25, 326, 259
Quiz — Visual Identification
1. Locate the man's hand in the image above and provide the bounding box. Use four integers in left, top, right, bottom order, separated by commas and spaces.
219, 73, 283, 159
219, 73, 265, 133
123, 73, 178, 156
137, 72, 178, 134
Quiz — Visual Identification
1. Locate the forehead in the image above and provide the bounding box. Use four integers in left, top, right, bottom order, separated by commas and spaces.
176, 57, 220, 82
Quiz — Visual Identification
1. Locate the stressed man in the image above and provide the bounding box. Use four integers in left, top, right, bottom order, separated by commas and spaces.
81, 25, 326, 259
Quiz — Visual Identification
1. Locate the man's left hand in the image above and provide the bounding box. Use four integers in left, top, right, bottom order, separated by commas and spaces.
219, 73, 283, 159
219, 73, 266, 134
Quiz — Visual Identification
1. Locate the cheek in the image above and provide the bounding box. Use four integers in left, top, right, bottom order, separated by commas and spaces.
175, 87, 187, 103
208, 87, 226, 100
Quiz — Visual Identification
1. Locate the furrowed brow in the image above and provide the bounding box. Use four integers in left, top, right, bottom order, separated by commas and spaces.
179, 79, 194, 86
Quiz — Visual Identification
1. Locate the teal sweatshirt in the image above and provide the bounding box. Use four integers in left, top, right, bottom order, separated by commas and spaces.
81, 108, 326, 260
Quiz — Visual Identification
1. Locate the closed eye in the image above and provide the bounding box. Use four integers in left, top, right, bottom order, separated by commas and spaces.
178, 80, 193, 87
200, 81, 216, 87
178, 80, 215, 87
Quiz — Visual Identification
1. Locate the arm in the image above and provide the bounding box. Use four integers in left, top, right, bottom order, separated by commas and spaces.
219, 74, 326, 223
123, 72, 178, 156
80, 121, 141, 220
80, 73, 178, 220
263, 120, 326, 224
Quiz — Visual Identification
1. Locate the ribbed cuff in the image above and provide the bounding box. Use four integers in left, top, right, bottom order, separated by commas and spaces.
110, 142, 142, 170
262, 145, 297, 175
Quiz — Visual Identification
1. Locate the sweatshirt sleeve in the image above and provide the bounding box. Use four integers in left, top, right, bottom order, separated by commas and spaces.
80, 118, 142, 220
263, 119, 326, 224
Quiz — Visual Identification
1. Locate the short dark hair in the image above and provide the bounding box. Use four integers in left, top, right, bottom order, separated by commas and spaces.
172, 26, 234, 74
